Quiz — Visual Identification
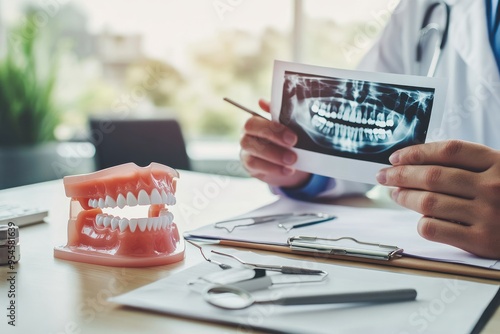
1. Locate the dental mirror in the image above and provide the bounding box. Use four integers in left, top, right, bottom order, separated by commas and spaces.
204, 286, 417, 310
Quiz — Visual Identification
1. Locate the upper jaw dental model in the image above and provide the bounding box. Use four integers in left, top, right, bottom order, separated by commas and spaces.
54, 162, 184, 267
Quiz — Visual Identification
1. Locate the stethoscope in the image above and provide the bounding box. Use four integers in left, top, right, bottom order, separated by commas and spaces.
416, 1, 451, 77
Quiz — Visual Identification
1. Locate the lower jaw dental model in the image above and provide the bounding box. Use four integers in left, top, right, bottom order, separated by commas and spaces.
54, 163, 184, 267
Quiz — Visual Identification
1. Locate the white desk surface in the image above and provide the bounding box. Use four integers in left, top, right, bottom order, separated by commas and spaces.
0, 170, 498, 333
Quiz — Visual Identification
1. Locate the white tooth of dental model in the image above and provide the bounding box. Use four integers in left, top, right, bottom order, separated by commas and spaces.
105, 195, 117, 208
98, 198, 105, 209
138, 190, 150, 205
126, 218, 136, 232
111, 216, 120, 231
168, 193, 176, 205
117, 194, 126, 209
137, 218, 147, 232
161, 190, 169, 204
146, 219, 153, 231
166, 211, 174, 224
150, 189, 162, 205
103, 216, 112, 228
126, 192, 138, 207
96, 215, 104, 226
118, 218, 128, 232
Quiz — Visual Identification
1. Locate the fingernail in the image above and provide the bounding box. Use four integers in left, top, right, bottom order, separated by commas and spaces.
283, 152, 295, 165
389, 151, 400, 165
283, 132, 296, 146
376, 170, 387, 185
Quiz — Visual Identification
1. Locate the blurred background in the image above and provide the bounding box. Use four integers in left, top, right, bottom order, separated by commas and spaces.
0, 0, 396, 189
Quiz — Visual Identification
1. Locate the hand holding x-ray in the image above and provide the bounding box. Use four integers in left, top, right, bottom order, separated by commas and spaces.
377, 140, 500, 259
239, 99, 312, 188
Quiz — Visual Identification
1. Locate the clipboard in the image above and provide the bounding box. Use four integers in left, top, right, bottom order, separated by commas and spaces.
204, 238, 500, 281
184, 236, 500, 281
184, 199, 500, 281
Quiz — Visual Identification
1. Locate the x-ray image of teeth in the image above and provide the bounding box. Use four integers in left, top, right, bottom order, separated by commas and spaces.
279, 71, 436, 164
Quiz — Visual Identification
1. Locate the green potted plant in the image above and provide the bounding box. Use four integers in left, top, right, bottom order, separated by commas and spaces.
0, 12, 61, 189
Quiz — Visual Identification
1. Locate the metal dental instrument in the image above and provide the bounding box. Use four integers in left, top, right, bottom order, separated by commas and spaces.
204, 286, 418, 310
186, 239, 265, 287
211, 249, 327, 276
213, 212, 336, 233
277, 213, 336, 232
186, 239, 232, 269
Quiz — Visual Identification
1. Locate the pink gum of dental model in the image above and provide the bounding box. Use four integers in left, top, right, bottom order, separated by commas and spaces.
54, 162, 185, 267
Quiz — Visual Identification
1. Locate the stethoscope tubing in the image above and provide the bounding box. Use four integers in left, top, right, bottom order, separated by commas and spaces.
416, 1, 451, 77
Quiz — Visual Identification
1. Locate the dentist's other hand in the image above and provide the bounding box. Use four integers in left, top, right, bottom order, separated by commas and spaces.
377, 140, 500, 259
240, 99, 311, 188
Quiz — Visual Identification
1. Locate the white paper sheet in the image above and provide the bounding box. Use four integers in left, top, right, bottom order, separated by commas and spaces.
270, 60, 447, 184
110, 250, 499, 334
185, 197, 498, 270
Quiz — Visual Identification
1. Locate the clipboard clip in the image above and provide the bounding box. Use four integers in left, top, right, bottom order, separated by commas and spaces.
287, 236, 404, 261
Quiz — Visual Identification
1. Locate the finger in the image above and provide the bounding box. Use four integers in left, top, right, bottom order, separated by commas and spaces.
416, 216, 472, 252
389, 140, 495, 172
244, 117, 297, 147
240, 134, 297, 166
391, 188, 476, 224
377, 165, 477, 199
258, 99, 270, 113
240, 150, 294, 179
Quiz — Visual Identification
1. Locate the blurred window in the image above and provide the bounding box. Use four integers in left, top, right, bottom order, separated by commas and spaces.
0, 0, 396, 161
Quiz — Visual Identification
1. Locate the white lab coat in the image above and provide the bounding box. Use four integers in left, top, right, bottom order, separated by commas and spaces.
313, 0, 500, 199
359, 0, 500, 149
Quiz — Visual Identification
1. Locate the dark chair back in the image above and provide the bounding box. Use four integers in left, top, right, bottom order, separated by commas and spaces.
89, 118, 191, 171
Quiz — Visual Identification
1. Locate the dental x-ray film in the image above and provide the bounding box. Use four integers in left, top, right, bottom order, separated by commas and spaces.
271, 61, 447, 185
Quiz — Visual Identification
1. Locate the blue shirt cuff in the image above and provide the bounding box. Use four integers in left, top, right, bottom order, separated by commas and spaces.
280, 174, 333, 200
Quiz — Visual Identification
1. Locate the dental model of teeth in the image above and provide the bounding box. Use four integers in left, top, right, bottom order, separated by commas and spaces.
54, 163, 185, 267
88, 189, 177, 209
